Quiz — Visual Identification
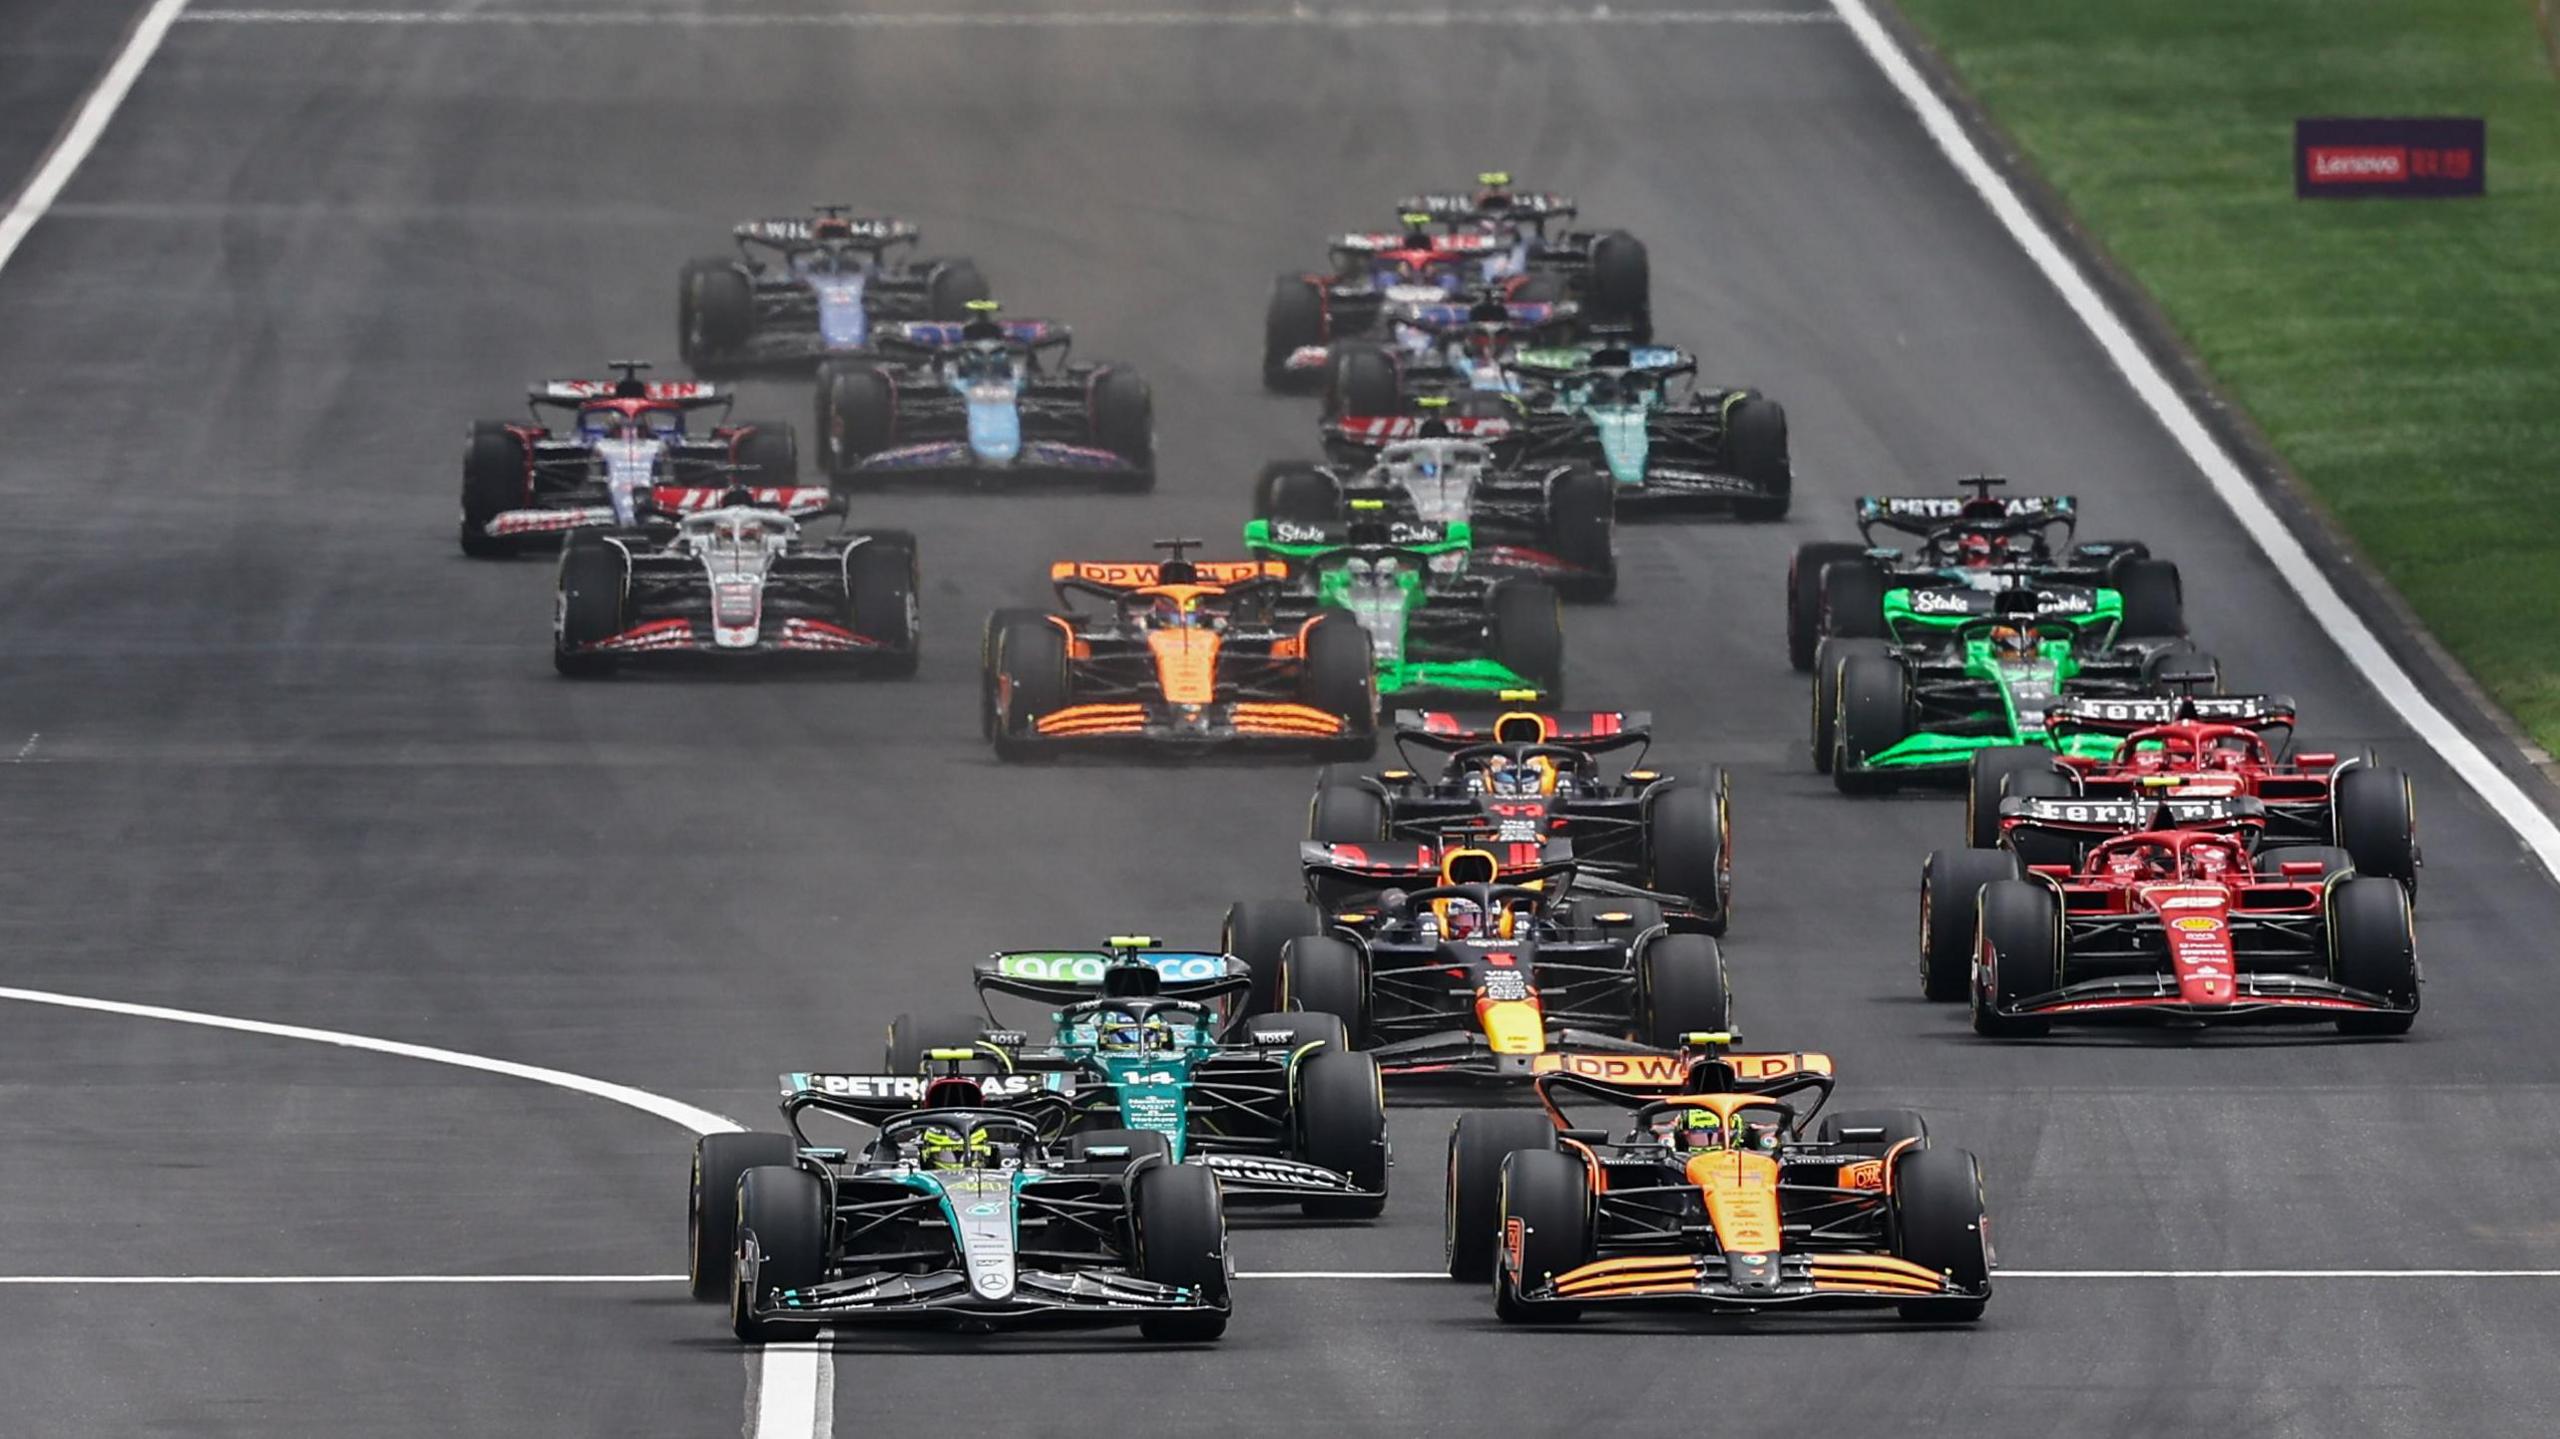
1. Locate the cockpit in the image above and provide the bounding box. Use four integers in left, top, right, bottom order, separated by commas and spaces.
2088, 831, 2251, 884
951, 341, 1020, 387
1639, 1099, 1788, 1155
579, 405, 684, 442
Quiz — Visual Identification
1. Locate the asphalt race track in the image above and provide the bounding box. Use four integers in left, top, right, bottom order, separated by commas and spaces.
3, 2, 2556, 1435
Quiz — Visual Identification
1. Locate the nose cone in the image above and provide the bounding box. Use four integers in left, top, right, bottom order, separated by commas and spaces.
965, 390, 1021, 463
1476, 997, 1546, 1055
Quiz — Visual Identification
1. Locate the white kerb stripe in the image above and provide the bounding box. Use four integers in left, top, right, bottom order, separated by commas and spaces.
1825, 0, 2560, 883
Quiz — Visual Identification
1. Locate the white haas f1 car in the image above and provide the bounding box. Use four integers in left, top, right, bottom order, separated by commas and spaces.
552, 487, 917, 677
460, 362, 797, 557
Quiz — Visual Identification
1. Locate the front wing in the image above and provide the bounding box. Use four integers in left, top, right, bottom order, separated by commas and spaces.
1515, 1250, 1985, 1313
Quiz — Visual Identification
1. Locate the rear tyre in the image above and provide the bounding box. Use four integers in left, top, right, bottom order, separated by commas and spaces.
1445, 1111, 1558, 1281
1811, 637, 1889, 774
1584, 230, 1651, 339
553, 533, 627, 678
883, 1010, 992, 1074
2113, 558, 2185, 640
989, 614, 1069, 760
844, 532, 919, 676
1966, 746, 2072, 850
1309, 781, 1388, 845
730, 1165, 826, 1342
1723, 396, 1791, 521
1328, 344, 1401, 419
1263, 274, 1327, 390
817, 363, 897, 477
1637, 933, 1732, 1048
681, 259, 753, 369
1644, 781, 1731, 935
460, 421, 530, 558
1890, 1147, 1990, 1321
1489, 581, 1566, 699
2329, 874, 2418, 1035
1544, 464, 1617, 601
731, 424, 797, 484
1972, 880, 2057, 1037
1133, 1163, 1231, 1341
1787, 541, 1868, 670
1089, 366, 1155, 490
1256, 461, 1340, 526
1920, 849, 2023, 1002
2334, 765, 2418, 889
690, 1132, 797, 1301
1495, 1150, 1592, 1323
1296, 1049, 1389, 1218
926, 259, 990, 320
1279, 936, 1368, 1037
1822, 560, 1888, 640
1222, 899, 1323, 1018
1832, 652, 1910, 794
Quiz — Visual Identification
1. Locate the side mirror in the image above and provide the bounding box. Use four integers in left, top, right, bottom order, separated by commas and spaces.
2279, 860, 2327, 878
1556, 1128, 1610, 1145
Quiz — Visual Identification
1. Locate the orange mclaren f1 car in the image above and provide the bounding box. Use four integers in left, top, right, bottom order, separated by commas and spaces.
981, 540, 1377, 759
1444, 1036, 1992, 1322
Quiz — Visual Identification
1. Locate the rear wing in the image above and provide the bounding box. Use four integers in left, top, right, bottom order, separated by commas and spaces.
531, 378, 729, 409
734, 215, 918, 249
1395, 190, 1577, 223
1298, 838, 1577, 895
879, 318, 1068, 353
1049, 558, 1288, 591
1393, 706, 1652, 758
1244, 515, 1468, 559
1532, 1038, 1840, 1125
1510, 344, 1693, 379
970, 949, 1253, 1007
1331, 229, 1507, 255
645, 484, 835, 517
774, 1068, 1080, 1135
1325, 413, 1515, 450
1855, 492, 2076, 546
2044, 693, 2298, 740
1998, 794, 2268, 835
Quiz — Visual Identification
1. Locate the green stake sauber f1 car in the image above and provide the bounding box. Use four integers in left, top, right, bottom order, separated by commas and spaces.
1812, 591, 2221, 794
1246, 503, 1565, 701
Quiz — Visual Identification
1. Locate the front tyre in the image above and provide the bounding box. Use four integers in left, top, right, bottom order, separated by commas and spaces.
1134, 1163, 1231, 1341
1295, 1049, 1389, 1218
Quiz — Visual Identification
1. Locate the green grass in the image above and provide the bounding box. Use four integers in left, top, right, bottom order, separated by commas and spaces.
1893, 0, 2560, 752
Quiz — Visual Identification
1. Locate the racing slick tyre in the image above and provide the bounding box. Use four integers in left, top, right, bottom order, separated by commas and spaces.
1490, 580, 1567, 700
1255, 461, 1340, 526
925, 258, 991, 321
732, 422, 798, 484
1057, 1129, 1175, 1175
1972, 880, 2058, 1038
816, 362, 897, 479
690, 1132, 797, 1301
1832, 652, 1911, 795
680, 258, 753, 371
1966, 746, 2075, 851
730, 1164, 826, 1343
1236, 1011, 1351, 1055
553, 532, 628, 678
1279, 936, 1368, 1039
1446, 1110, 1559, 1282
1296, 1048, 1390, 1218
979, 608, 1051, 740
883, 1010, 994, 1075
2144, 642, 2224, 692
1889, 1147, 1991, 1321
1494, 1149, 1593, 1324
1821, 558, 1888, 640
989, 612, 1070, 761
1811, 637, 1890, 775
2257, 844, 2355, 879
460, 421, 530, 558
1584, 230, 1651, 340
1222, 899, 1324, 1017
1328, 343, 1402, 420
1309, 780, 1388, 845
1644, 781, 1732, 935
1263, 274, 1328, 390
1787, 541, 1869, 670
1089, 366, 1156, 491
1815, 1108, 1930, 1157
1920, 849, 2023, 1002
2329, 875, 2419, 1035
1637, 933, 1732, 1049
1133, 1162, 1231, 1341
2335, 764, 2419, 890
2112, 558, 2186, 641
1723, 395, 1792, 522
844, 531, 920, 677
1300, 609, 1378, 752
1544, 464, 1618, 602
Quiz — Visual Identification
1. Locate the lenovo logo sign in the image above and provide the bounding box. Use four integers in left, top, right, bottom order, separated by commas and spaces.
2297, 118, 2483, 198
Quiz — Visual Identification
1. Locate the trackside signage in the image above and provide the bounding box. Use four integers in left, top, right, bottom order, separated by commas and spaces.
2295, 118, 2484, 198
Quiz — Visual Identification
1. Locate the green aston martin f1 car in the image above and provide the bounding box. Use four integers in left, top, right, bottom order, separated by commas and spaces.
1245, 504, 1565, 701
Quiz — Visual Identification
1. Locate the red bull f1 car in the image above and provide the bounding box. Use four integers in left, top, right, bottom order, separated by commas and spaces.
459, 362, 797, 557
1442, 1037, 1991, 1321
980, 542, 1376, 760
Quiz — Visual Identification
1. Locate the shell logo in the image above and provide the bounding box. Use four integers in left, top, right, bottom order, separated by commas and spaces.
2170, 916, 2223, 933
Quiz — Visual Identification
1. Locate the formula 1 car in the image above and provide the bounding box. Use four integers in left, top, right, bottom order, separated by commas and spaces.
1302, 702, 1733, 934
1814, 592, 2219, 792
815, 304, 1153, 490
1955, 693, 2418, 884
1786, 478, 2185, 670
881, 938, 1388, 1217
1315, 295, 1591, 413
1220, 845, 1732, 1080
1442, 1036, 1991, 1321
1252, 429, 1616, 599
1393, 172, 1652, 334
458, 362, 798, 557
676, 206, 989, 373
1244, 509, 1566, 702
980, 541, 1375, 759
1951, 822, 2420, 1036
689, 1057, 1229, 1342
1495, 345, 1792, 519
552, 487, 917, 676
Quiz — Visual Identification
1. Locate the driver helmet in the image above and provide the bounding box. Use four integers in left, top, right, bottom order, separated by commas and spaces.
1149, 593, 1205, 629
1439, 896, 1483, 940
1987, 624, 2036, 660
1097, 1013, 1175, 1055
1651, 1107, 1726, 1151
2107, 843, 2176, 881
1957, 531, 2009, 568
582, 409, 634, 440
916, 1122, 994, 1171
1485, 762, 1543, 797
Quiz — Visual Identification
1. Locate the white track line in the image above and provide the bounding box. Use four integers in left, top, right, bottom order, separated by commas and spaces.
0, 0, 190, 274
1828, 0, 2560, 883
0, 1274, 684, 1285
181, 7, 1840, 28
